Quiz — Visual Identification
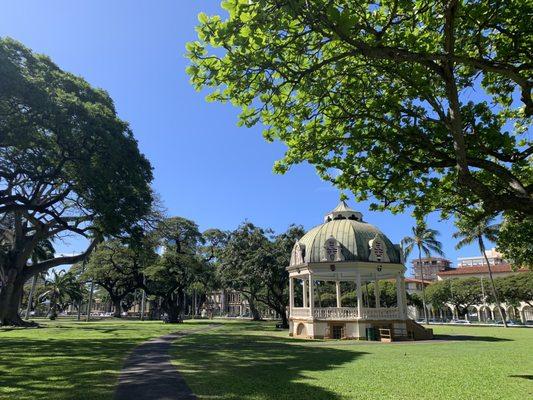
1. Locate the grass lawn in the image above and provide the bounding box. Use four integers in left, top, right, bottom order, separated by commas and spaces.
0, 318, 210, 400
1, 319, 531, 400
171, 321, 533, 400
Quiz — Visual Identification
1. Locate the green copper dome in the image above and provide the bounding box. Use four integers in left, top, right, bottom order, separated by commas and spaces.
291, 203, 402, 265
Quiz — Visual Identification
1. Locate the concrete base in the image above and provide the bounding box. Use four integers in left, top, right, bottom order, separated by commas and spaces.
290, 319, 408, 340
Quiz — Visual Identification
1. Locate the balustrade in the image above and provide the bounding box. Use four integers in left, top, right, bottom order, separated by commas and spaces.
291, 307, 310, 318
291, 306, 400, 320
313, 307, 359, 320
361, 307, 400, 320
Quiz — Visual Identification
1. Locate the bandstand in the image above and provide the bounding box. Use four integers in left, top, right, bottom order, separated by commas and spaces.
288, 202, 430, 340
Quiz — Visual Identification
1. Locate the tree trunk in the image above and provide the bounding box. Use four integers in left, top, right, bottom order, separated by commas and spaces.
479, 237, 507, 328
140, 289, 146, 321
247, 295, 261, 321
49, 293, 58, 320
418, 245, 429, 324
162, 293, 182, 323
85, 280, 94, 322
112, 297, 122, 318
24, 274, 38, 320
0, 267, 29, 326
277, 305, 289, 328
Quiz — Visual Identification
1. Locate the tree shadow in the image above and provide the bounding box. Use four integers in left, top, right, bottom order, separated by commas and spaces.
0, 321, 218, 400
172, 328, 367, 400
509, 374, 533, 380
0, 337, 142, 400
434, 334, 513, 342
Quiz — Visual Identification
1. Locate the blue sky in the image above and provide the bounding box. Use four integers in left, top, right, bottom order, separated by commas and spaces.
0, 1, 488, 275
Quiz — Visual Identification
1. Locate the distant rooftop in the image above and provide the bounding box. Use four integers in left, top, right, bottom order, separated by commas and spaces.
457, 247, 504, 261
437, 264, 527, 276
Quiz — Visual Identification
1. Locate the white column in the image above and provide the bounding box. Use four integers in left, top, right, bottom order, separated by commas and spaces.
308, 274, 314, 318
335, 281, 341, 308
396, 274, 404, 318
356, 271, 363, 318
303, 279, 308, 308
374, 277, 380, 308
402, 277, 408, 318
289, 277, 294, 316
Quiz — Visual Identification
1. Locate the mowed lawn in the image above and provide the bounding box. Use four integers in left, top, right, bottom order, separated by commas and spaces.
0, 319, 532, 400
0, 318, 211, 400
171, 321, 533, 400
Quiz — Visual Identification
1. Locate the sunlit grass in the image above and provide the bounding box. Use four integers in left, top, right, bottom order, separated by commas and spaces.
171, 321, 533, 400
1, 318, 531, 400
0, 317, 209, 400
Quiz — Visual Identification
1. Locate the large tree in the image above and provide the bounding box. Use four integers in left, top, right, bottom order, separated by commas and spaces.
218, 222, 271, 320
80, 240, 152, 318
143, 217, 205, 323
426, 277, 483, 318
218, 222, 304, 326
264, 224, 305, 327
0, 39, 153, 325
187, 0, 532, 220
496, 272, 533, 308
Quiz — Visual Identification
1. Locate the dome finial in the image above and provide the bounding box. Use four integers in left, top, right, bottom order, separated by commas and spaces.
324, 200, 363, 223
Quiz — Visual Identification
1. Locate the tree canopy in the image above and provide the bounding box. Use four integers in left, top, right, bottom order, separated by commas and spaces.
80, 240, 154, 318
0, 38, 153, 325
426, 278, 483, 316
496, 272, 533, 307
143, 217, 208, 322
497, 214, 533, 269
218, 222, 304, 325
187, 0, 532, 219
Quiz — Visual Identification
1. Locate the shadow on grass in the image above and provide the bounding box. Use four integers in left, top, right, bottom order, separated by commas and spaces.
0, 321, 218, 400
173, 327, 367, 400
433, 334, 513, 342
509, 374, 533, 380
0, 337, 142, 400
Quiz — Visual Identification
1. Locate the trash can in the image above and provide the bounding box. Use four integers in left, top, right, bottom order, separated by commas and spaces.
366, 327, 377, 341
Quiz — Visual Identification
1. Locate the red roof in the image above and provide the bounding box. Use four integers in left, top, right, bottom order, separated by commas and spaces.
437, 263, 527, 276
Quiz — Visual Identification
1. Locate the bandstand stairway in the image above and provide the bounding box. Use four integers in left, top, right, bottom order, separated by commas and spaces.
406, 319, 434, 340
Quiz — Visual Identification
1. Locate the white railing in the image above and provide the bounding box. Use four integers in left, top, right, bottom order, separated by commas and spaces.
291, 307, 311, 318
291, 307, 400, 320
313, 307, 359, 320
362, 307, 400, 320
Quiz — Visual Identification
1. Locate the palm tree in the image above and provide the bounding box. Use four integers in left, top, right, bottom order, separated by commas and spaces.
453, 215, 507, 328
402, 221, 444, 324
39, 270, 83, 320
25, 240, 55, 320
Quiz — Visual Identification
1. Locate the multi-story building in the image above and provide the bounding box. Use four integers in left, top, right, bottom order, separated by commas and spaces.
411, 257, 453, 281
205, 290, 250, 317
404, 278, 431, 296
457, 248, 505, 267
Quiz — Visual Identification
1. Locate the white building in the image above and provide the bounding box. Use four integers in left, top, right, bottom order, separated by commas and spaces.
457, 248, 505, 267
287, 202, 432, 340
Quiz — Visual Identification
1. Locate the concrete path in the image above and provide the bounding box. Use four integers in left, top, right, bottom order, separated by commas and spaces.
114, 326, 214, 400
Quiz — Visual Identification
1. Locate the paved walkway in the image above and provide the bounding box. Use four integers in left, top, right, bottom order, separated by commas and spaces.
114, 325, 215, 400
